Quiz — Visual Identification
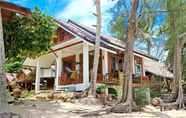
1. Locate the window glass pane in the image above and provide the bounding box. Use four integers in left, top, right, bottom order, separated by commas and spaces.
135, 64, 141, 77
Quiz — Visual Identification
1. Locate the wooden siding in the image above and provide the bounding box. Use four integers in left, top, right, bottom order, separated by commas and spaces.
53, 28, 74, 44
0, 1, 30, 16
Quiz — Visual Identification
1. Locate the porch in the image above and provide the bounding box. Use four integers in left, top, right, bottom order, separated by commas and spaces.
24, 38, 116, 93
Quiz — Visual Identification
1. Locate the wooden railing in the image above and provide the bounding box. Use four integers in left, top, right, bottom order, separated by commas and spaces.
102, 72, 120, 85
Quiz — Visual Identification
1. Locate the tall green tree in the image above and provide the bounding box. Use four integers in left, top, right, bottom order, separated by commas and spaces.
3, 8, 57, 60
110, 0, 163, 104
0, 8, 57, 113
111, 0, 138, 113
164, 0, 186, 108
111, 0, 164, 56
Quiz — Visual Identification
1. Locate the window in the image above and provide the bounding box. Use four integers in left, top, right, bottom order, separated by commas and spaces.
62, 55, 76, 79
135, 64, 142, 77
112, 56, 117, 72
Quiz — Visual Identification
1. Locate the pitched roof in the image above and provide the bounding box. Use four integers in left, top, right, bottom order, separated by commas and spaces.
143, 58, 174, 78
57, 19, 158, 61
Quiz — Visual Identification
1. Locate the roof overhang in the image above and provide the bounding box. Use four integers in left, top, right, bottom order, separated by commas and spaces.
0, 1, 31, 16
143, 58, 174, 79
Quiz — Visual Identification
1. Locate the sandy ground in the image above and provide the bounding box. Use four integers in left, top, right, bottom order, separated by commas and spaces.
9, 100, 186, 118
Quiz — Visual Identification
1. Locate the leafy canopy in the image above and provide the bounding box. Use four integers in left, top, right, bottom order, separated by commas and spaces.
3, 7, 57, 60
164, 0, 186, 80
3, 7, 57, 72
110, 0, 165, 58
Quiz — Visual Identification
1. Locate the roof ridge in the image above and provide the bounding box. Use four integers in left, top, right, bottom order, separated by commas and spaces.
68, 20, 96, 36
67, 20, 126, 48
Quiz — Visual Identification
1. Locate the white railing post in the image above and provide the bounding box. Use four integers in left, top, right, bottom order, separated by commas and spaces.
102, 50, 108, 78
83, 43, 89, 88
35, 59, 40, 93
55, 57, 62, 91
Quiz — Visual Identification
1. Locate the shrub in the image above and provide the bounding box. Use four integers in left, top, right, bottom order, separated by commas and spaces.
134, 87, 150, 106
108, 88, 118, 98
96, 85, 106, 94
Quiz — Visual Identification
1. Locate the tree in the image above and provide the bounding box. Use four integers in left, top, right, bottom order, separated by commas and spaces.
111, 0, 138, 113
122, 0, 138, 112
111, 0, 163, 57
90, 0, 102, 97
174, 33, 186, 108
0, 8, 56, 114
3, 8, 57, 60
164, 0, 186, 109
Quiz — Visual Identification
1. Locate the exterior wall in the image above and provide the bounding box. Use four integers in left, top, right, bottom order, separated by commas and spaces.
102, 52, 145, 99
55, 43, 90, 91
0, 1, 30, 16
40, 68, 55, 78
53, 28, 74, 44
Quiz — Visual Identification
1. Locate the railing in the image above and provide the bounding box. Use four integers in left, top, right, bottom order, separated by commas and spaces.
102, 72, 120, 85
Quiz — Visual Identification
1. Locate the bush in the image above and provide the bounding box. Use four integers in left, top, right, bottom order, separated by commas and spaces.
96, 85, 106, 94
134, 87, 150, 106
21, 90, 34, 98
108, 88, 118, 98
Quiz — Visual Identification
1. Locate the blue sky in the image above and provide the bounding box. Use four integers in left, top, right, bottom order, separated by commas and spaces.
7, 0, 118, 34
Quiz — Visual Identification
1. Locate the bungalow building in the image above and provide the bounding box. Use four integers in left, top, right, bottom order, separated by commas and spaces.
23, 19, 173, 95
0, 1, 173, 96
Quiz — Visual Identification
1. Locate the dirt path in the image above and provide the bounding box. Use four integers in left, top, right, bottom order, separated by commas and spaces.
9, 100, 186, 118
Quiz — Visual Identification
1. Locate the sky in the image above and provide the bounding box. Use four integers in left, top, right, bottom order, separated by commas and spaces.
7, 0, 118, 34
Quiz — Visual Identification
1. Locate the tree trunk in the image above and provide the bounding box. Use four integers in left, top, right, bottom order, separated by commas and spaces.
121, 0, 138, 112
175, 34, 186, 109
147, 39, 151, 56
91, 0, 102, 97
173, 42, 178, 93
0, 8, 8, 113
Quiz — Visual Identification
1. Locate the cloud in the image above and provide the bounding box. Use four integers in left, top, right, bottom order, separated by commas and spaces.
55, 0, 117, 32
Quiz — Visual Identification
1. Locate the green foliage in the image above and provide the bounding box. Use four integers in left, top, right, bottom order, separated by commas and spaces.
3, 7, 57, 60
110, 0, 163, 56
165, 0, 186, 79
5, 59, 22, 73
5, 57, 23, 73
96, 85, 106, 94
108, 88, 118, 98
134, 87, 150, 106
111, 16, 126, 41
21, 90, 34, 98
